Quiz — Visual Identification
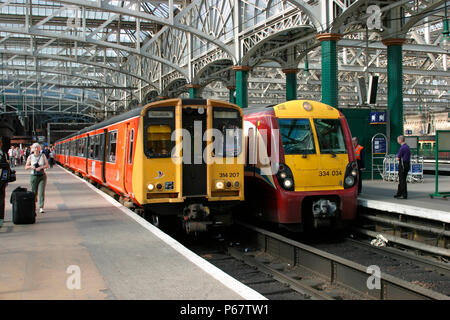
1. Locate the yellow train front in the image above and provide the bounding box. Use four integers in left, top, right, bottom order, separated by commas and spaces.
243, 100, 358, 232
133, 98, 244, 233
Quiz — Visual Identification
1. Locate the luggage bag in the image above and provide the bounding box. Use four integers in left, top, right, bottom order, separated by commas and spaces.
10, 187, 36, 224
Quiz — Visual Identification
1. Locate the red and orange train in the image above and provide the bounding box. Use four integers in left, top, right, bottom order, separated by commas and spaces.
55, 98, 245, 233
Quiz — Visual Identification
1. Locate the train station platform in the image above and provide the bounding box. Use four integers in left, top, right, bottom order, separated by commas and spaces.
359, 175, 450, 223
0, 166, 265, 300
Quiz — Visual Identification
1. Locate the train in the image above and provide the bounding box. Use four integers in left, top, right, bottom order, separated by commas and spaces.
242, 100, 358, 232
417, 135, 450, 159
55, 98, 245, 233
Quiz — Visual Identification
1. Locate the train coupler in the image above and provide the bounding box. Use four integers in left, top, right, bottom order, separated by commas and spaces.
182, 204, 211, 234
312, 199, 338, 228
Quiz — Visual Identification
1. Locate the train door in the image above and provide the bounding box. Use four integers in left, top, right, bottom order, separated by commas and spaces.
123, 124, 134, 195
182, 107, 207, 197
101, 130, 107, 183
85, 135, 89, 174
122, 122, 130, 194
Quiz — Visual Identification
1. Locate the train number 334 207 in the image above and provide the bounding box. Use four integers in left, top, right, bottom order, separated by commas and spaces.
318, 170, 342, 176
219, 172, 240, 178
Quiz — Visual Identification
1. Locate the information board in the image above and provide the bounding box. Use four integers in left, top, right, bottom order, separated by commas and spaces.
405, 136, 418, 150
437, 131, 450, 151
372, 136, 387, 154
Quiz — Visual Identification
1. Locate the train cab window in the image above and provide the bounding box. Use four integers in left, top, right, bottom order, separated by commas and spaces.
313, 119, 347, 155
107, 131, 118, 163
213, 109, 242, 157
144, 108, 175, 158
278, 119, 316, 155
147, 125, 172, 157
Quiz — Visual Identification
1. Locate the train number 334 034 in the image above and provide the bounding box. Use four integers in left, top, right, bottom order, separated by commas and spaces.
318, 170, 342, 176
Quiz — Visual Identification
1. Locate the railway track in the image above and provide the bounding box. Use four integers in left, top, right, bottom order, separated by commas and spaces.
356, 210, 450, 259
66, 164, 450, 299
228, 221, 450, 300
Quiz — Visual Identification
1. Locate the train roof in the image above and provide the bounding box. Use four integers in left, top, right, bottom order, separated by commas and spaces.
57, 107, 142, 143
55, 98, 210, 143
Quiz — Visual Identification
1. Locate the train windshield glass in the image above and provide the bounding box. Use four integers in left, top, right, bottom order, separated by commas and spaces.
147, 125, 172, 157
313, 119, 347, 154
278, 119, 316, 155
145, 108, 175, 158
213, 109, 242, 157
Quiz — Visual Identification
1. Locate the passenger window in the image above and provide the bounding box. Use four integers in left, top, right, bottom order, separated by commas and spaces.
107, 131, 118, 163
129, 129, 134, 164
147, 125, 171, 157
95, 134, 104, 161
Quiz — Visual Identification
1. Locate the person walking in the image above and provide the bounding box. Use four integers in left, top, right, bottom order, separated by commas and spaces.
25, 143, 49, 213
16, 147, 22, 166
49, 147, 55, 168
8, 146, 16, 168
352, 137, 365, 195
394, 135, 411, 199
43, 146, 50, 160
0, 137, 9, 228
25, 146, 31, 162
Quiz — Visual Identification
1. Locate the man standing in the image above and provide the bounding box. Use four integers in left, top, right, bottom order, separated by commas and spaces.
8, 146, 16, 168
352, 137, 365, 195
395, 135, 411, 199
0, 137, 8, 227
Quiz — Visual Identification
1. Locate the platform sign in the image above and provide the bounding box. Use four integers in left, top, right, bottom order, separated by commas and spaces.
369, 111, 387, 124
371, 133, 388, 180
430, 130, 450, 199
405, 136, 419, 156
372, 136, 387, 154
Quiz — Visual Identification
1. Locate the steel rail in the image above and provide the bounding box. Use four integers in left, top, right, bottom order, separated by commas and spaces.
343, 237, 450, 277
235, 220, 450, 300
354, 228, 450, 258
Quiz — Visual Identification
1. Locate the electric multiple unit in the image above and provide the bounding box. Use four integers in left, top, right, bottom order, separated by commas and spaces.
55, 98, 244, 233
242, 100, 358, 232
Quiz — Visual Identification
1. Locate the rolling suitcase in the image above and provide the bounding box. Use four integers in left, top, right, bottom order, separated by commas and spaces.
10, 187, 36, 224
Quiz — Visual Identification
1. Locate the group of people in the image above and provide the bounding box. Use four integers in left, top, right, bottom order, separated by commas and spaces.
0, 139, 55, 228
7, 145, 55, 169
353, 135, 411, 199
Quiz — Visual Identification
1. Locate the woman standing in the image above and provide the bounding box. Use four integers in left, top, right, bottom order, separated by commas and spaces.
25, 143, 49, 213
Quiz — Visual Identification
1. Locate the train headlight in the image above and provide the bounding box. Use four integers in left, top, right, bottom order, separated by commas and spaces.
280, 172, 287, 179
344, 161, 358, 189
215, 181, 224, 189
283, 179, 293, 189
226, 181, 232, 189
303, 101, 313, 111
234, 181, 240, 188
148, 183, 154, 191
344, 176, 355, 187
156, 183, 163, 190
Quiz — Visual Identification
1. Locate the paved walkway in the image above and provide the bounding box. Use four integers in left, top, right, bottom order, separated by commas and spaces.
0, 166, 264, 300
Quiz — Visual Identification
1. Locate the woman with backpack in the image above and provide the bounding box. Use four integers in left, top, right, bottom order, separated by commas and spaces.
25, 143, 49, 213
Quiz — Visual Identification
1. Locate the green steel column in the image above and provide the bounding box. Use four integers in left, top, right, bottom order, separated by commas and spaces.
232, 66, 251, 108
316, 33, 342, 108
382, 38, 405, 154
283, 69, 299, 101
186, 84, 201, 98
227, 86, 236, 104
